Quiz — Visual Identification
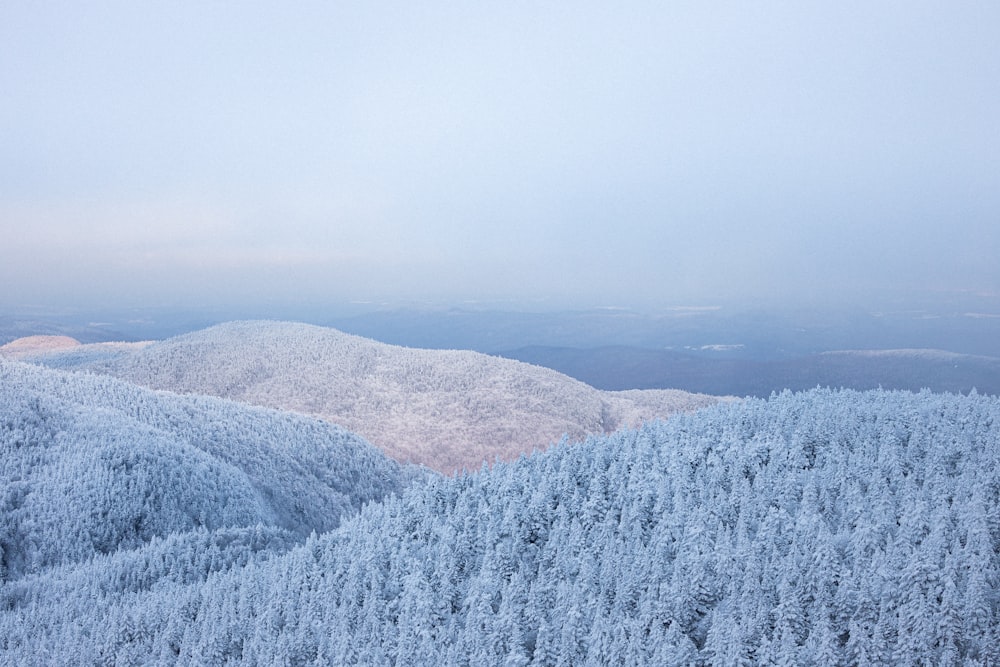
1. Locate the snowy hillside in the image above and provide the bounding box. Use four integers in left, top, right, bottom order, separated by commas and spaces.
2, 387, 997, 664
18, 321, 725, 473
0, 360, 414, 581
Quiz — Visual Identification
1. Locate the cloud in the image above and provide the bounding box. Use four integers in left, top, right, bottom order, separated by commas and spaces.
2, 2, 999, 311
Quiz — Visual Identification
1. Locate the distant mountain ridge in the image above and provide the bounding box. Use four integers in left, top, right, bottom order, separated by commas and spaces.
0, 334, 80, 356
13, 321, 726, 473
0, 335, 151, 365
501, 344, 1000, 397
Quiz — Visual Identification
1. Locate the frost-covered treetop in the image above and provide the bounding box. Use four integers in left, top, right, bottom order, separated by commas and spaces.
2, 384, 997, 665
0, 359, 414, 580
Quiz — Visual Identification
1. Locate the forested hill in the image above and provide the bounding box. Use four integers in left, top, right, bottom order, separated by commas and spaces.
3, 387, 997, 665
14, 321, 724, 473
0, 360, 415, 581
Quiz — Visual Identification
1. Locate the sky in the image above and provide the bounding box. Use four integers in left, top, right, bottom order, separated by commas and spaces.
2, 1, 999, 314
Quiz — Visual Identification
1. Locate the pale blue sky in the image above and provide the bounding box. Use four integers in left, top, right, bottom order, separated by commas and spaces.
2, 1, 998, 312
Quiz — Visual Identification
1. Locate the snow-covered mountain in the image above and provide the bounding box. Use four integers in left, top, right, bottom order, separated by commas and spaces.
13, 321, 725, 473
0, 360, 415, 581
2, 386, 997, 664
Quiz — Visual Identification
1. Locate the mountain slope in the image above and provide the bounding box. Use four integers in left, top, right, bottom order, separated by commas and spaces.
0, 360, 413, 580
22, 321, 724, 472
3, 388, 997, 664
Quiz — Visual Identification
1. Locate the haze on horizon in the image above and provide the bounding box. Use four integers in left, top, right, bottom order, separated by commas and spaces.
2, 2, 999, 315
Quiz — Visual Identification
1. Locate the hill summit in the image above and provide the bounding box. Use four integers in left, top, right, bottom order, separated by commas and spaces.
20, 321, 725, 472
